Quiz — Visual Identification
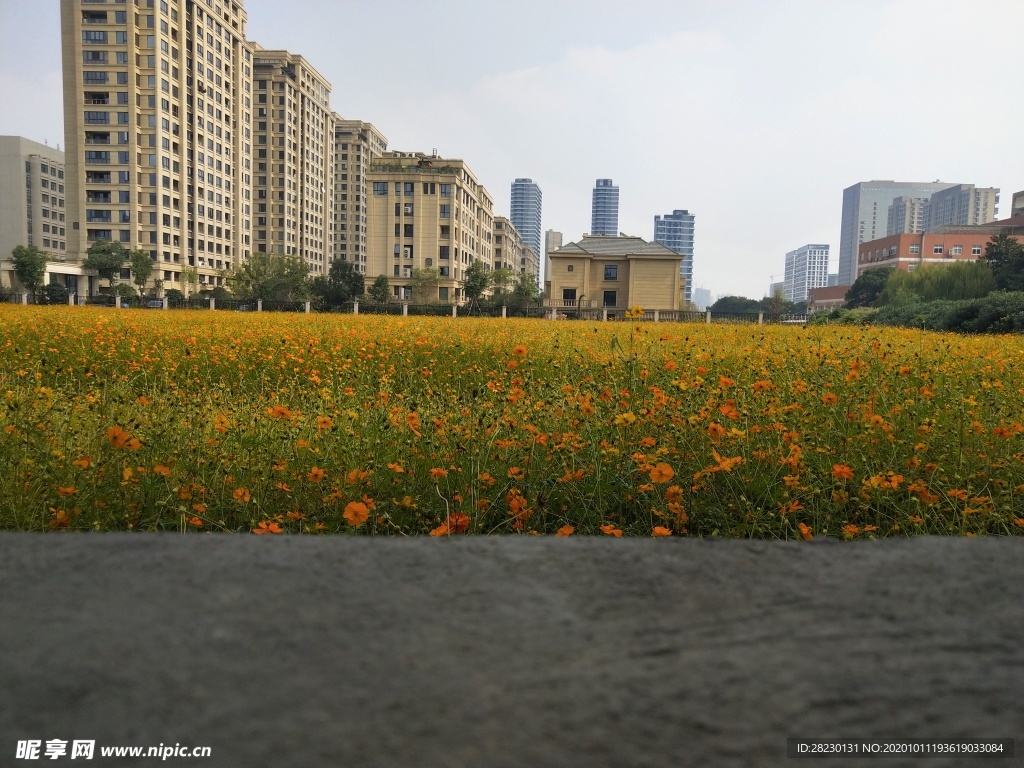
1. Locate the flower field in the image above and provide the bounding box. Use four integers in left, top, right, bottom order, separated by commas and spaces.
1, 305, 1023, 538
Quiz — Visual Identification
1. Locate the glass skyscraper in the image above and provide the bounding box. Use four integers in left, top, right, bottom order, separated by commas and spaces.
509, 178, 542, 260
653, 209, 695, 303
591, 179, 619, 236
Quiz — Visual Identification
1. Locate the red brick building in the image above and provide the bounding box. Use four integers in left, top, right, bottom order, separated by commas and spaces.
807, 285, 850, 311
855, 231, 1022, 280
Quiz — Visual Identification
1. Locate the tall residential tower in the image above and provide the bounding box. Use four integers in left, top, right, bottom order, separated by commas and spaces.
653, 209, 695, 304
591, 178, 618, 236
509, 178, 541, 261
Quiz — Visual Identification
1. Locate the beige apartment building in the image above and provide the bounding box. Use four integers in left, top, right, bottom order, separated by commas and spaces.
521, 243, 540, 283
492, 216, 521, 273
330, 117, 387, 274
0, 137, 85, 293
547, 235, 684, 313
366, 152, 494, 302
61, 0, 254, 295
250, 46, 332, 273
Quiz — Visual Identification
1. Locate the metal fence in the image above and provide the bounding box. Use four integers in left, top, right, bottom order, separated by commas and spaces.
0, 292, 810, 326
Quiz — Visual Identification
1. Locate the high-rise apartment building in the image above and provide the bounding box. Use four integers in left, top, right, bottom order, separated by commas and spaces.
61, 0, 253, 294
591, 179, 618, 236
839, 180, 956, 286
886, 197, 930, 236
249, 46, 332, 273
366, 151, 493, 302
509, 178, 541, 260
0, 137, 72, 292
924, 185, 999, 231
783, 244, 829, 303
692, 286, 711, 311
493, 216, 521, 274
653, 209, 695, 303
330, 117, 387, 273
521, 244, 540, 284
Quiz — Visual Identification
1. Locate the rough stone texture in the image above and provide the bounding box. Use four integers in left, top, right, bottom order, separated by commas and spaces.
1, 534, 1022, 768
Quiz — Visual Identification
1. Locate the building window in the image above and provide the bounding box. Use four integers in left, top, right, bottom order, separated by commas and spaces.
440, 184, 451, 198
439, 246, 450, 260
603, 291, 617, 308
932, 245, 944, 254
909, 245, 920, 254
439, 266, 449, 277
950, 245, 962, 255
438, 287, 449, 301
372, 181, 387, 195
604, 264, 618, 281
972, 245, 982, 255
440, 204, 450, 219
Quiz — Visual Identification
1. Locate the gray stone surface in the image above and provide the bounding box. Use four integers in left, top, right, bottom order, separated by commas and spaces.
1, 534, 1022, 768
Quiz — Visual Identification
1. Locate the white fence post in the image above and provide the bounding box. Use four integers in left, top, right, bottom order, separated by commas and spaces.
22, 293, 28, 305
758, 311, 764, 326
402, 303, 408, 316
352, 300, 359, 316
501, 305, 507, 319
68, 294, 74, 306
304, 301, 310, 314
162, 297, 168, 310
653, 310, 660, 322
602, 308, 608, 322
210, 298, 215, 310
705, 309, 711, 324
257, 299, 262, 312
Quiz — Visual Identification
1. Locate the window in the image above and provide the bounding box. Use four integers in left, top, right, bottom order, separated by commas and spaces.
83, 71, 108, 84
84, 111, 109, 124
82, 30, 108, 44
562, 288, 577, 304
950, 245, 962, 255
404, 182, 414, 196
439, 267, 449, 277
404, 224, 413, 237
438, 287, 449, 301
972, 245, 982, 255
440, 204, 450, 219
909, 245, 920, 254
372, 181, 387, 195
83, 51, 108, 64
440, 184, 451, 197
604, 264, 618, 281
439, 246, 450, 260
603, 290, 617, 308
567, 265, 574, 272
933, 245, 944, 254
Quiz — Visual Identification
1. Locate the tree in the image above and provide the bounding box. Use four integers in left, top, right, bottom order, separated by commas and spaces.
489, 267, 515, 297
227, 252, 311, 302
10, 245, 47, 298
179, 267, 199, 298
368, 274, 391, 304
410, 267, 441, 304
508, 271, 541, 309
311, 259, 365, 305
129, 249, 154, 297
878, 260, 995, 305
981, 233, 1024, 292
844, 267, 892, 309
710, 295, 762, 314
461, 260, 490, 303
40, 282, 69, 306
760, 289, 792, 316
83, 240, 128, 287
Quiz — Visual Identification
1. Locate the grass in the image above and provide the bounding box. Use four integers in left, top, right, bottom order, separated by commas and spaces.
1, 305, 1023, 538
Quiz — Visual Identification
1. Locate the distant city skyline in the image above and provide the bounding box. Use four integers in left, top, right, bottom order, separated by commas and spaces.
2, 0, 1023, 299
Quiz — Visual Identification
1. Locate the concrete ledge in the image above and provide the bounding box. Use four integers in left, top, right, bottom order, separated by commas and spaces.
1, 535, 1022, 767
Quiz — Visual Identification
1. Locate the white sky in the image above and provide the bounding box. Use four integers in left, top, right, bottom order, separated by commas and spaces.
2, 0, 1022, 298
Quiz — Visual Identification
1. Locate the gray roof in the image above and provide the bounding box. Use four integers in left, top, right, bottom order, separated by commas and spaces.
551, 235, 679, 258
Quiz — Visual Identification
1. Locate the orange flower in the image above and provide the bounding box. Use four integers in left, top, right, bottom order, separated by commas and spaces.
429, 467, 448, 480
665, 485, 684, 502
232, 487, 251, 503
555, 524, 575, 537
477, 471, 496, 486
651, 526, 672, 537
106, 426, 130, 449
648, 463, 674, 484
821, 393, 838, 405
192, 503, 207, 513
307, 467, 326, 482
186, 516, 203, 527
136, 395, 152, 406
387, 462, 405, 473
272, 461, 288, 472
429, 523, 451, 537
512, 344, 528, 357
842, 524, 860, 538
57, 486, 77, 497
153, 464, 171, 477
71, 456, 91, 470
718, 376, 735, 388
797, 522, 813, 541
346, 468, 371, 485
275, 482, 292, 493
286, 511, 306, 520
1014, 518, 1024, 528
752, 380, 773, 392
266, 404, 294, 420
707, 422, 726, 440
947, 489, 968, 501
446, 513, 470, 534
316, 416, 334, 431
831, 464, 855, 480
508, 466, 525, 480
600, 524, 623, 537
406, 412, 422, 436
343, 501, 370, 527
253, 520, 283, 534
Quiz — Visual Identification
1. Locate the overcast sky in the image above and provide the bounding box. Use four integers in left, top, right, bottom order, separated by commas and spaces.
2, 0, 1022, 298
